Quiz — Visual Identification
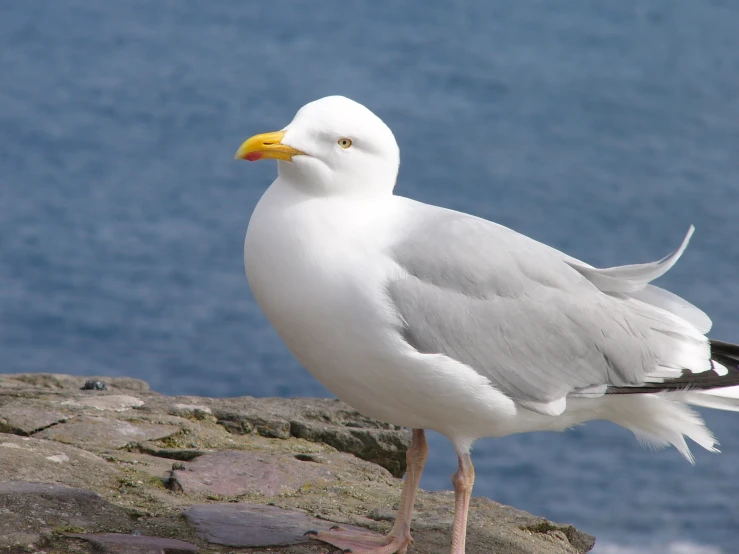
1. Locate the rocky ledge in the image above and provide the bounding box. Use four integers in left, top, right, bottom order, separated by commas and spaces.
0, 373, 595, 554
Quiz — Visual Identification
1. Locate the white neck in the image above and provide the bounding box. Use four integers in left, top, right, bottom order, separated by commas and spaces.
277, 160, 398, 198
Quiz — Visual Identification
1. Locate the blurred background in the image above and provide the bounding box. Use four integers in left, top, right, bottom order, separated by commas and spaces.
1, 1, 738, 552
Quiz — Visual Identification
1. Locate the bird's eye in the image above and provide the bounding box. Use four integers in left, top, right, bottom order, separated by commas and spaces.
338, 138, 353, 149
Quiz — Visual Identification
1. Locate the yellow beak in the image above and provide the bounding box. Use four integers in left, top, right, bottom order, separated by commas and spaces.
234, 131, 305, 162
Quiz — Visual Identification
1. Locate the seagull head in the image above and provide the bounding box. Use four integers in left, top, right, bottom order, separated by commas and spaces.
235, 96, 400, 196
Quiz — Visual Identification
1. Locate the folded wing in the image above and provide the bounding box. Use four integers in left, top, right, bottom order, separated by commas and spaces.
388, 204, 716, 416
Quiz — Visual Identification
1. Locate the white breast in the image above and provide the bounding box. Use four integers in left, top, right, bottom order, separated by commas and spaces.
245, 181, 402, 402
244, 180, 518, 436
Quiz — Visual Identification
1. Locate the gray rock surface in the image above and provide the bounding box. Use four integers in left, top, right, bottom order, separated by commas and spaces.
60, 394, 145, 411
0, 433, 123, 488
0, 482, 133, 550
35, 415, 180, 450
0, 372, 596, 553
179, 396, 412, 477
170, 449, 353, 497
0, 403, 70, 435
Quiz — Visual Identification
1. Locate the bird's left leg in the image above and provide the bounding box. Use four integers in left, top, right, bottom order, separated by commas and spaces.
306, 428, 428, 554
450, 450, 475, 554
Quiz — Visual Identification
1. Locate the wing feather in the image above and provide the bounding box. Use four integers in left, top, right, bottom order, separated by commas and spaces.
388, 203, 710, 415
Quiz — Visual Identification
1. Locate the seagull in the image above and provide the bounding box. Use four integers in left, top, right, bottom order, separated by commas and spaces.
235, 96, 739, 554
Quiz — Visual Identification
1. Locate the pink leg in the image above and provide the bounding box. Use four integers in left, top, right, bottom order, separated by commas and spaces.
387, 428, 428, 545
450, 451, 475, 554
306, 429, 428, 554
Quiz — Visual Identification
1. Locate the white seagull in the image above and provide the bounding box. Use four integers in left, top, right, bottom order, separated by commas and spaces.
235, 96, 739, 554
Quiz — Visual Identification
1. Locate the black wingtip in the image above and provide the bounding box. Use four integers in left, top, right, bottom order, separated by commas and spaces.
608, 338, 739, 394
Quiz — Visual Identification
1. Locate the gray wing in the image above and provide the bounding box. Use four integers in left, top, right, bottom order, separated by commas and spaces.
387, 202, 710, 416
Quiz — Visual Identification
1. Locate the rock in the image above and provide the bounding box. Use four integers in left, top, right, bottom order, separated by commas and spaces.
0, 375, 596, 553
136, 444, 208, 461
168, 403, 213, 419
0, 433, 122, 489
0, 482, 133, 550
215, 410, 291, 438
81, 379, 108, 391
209, 397, 411, 476
290, 420, 409, 479
60, 394, 145, 412
66, 532, 199, 554
0, 403, 70, 435
405, 494, 596, 554
35, 415, 180, 449
0, 372, 151, 392
170, 449, 352, 497
183, 498, 595, 553
100, 450, 179, 482
185, 503, 362, 547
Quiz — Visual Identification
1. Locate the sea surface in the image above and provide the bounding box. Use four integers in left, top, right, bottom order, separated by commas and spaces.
2, 2, 739, 552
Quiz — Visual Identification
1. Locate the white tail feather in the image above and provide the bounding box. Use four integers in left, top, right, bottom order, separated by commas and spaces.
598, 394, 718, 463
680, 386, 739, 413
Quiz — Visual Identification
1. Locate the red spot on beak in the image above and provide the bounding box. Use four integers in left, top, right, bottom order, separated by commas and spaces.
245, 151, 263, 162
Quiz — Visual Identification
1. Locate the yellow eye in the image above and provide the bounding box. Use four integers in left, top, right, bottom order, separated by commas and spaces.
338, 138, 353, 149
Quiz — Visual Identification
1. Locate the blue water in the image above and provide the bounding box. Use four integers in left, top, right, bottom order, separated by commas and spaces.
2, 2, 739, 552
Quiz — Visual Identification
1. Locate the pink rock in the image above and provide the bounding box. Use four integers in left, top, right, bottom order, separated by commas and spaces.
67, 532, 198, 554
185, 503, 366, 547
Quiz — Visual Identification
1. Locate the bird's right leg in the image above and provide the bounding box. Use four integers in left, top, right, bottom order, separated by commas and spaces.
450, 450, 475, 554
306, 428, 428, 554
